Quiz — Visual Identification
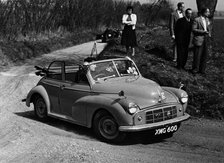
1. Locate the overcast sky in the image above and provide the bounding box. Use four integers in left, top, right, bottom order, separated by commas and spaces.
137, 0, 224, 11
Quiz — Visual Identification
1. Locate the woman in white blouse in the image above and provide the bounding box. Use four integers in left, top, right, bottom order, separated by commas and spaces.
121, 6, 137, 56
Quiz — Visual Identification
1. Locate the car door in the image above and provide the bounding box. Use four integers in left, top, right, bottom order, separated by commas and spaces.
59, 63, 91, 126
42, 61, 63, 114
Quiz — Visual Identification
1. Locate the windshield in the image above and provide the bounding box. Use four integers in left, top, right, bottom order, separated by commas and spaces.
89, 59, 139, 81
114, 60, 138, 76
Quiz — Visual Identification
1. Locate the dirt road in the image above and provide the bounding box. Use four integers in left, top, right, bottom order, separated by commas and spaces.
0, 41, 224, 163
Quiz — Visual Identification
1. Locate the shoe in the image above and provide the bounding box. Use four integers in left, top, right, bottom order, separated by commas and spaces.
173, 59, 177, 62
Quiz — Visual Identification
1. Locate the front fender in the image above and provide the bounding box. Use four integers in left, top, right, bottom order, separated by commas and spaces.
26, 85, 50, 113
74, 95, 133, 128
162, 86, 188, 111
162, 87, 187, 100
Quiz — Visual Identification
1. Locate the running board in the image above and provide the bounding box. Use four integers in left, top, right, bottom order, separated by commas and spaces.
48, 112, 87, 128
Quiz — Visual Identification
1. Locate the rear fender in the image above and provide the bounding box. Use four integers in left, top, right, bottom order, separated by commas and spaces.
26, 85, 50, 113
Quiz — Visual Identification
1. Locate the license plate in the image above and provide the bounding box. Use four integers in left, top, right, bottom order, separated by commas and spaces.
155, 125, 178, 135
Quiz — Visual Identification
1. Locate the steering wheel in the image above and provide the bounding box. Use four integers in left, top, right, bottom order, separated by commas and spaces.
94, 73, 106, 79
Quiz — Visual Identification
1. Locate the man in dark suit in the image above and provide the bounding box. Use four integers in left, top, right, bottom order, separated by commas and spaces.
192, 8, 211, 74
175, 8, 193, 69
169, 2, 185, 62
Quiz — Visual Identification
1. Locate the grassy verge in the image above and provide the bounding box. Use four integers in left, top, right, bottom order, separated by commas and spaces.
0, 28, 99, 70
101, 26, 224, 120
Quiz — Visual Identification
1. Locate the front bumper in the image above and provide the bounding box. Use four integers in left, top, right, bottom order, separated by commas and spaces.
119, 113, 190, 132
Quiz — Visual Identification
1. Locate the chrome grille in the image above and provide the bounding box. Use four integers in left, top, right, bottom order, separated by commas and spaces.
146, 106, 177, 124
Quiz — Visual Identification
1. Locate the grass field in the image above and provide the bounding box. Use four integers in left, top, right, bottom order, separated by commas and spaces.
213, 18, 224, 52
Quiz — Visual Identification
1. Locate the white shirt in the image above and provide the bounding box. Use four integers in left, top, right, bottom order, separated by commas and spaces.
201, 16, 207, 31
122, 14, 137, 30
185, 17, 190, 22
177, 10, 184, 18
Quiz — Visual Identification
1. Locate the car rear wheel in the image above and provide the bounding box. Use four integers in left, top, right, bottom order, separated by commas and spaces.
93, 110, 126, 143
34, 95, 47, 120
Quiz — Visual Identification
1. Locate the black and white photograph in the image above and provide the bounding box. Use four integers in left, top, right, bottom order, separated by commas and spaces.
0, 0, 223, 162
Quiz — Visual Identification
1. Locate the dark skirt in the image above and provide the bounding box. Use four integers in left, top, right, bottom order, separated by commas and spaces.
121, 25, 137, 47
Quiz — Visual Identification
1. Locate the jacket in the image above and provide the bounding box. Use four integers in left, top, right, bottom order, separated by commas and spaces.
169, 10, 185, 37
192, 16, 210, 46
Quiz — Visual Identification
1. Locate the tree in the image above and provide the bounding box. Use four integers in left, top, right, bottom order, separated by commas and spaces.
196, 0, 218, 18
196, 0, 218, 34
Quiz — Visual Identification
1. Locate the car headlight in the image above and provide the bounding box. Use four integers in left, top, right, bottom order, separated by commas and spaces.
128, 102, 139, 114
180, 92, 188, 103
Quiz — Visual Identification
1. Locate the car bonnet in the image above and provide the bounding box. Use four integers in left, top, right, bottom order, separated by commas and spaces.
91, 76, 165, 108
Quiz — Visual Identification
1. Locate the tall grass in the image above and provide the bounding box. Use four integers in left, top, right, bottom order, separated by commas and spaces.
0, 0, 173, 40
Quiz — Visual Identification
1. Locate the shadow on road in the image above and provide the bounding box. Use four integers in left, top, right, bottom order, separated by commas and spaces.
15, 111, 95, 140
121, 131, 168, 146
15, 110, 170, 146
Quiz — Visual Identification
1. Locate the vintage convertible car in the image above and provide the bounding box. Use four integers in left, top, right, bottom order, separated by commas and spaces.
25, 56, 190, 143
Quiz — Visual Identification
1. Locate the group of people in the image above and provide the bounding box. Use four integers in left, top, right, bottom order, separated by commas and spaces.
170, 2, 211, 74
120, 3, 211, 74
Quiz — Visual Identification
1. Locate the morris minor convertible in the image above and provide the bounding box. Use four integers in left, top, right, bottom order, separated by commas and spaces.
25, 56, 190, 143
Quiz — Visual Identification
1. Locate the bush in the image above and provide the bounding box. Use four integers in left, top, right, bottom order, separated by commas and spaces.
0, 0, 173, 40
0, 28, 96, 68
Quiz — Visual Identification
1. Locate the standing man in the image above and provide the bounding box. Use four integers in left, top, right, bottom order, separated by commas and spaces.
192, 8, 211, 74
169, 2, 185, 62
175, 8, 193, 69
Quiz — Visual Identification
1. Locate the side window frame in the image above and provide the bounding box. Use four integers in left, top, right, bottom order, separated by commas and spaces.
46, 61, 65, 81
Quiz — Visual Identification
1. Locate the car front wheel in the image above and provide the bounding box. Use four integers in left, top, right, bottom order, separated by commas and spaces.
34, 95, 47, 121
93, 110, 126, 143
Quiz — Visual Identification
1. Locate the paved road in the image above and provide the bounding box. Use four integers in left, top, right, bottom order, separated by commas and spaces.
0, 41, 224, 163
